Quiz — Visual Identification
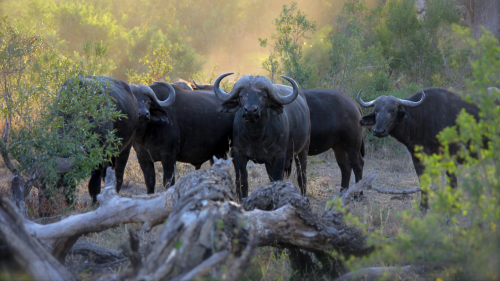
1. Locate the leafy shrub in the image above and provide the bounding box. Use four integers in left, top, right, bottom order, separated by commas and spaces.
0, 19, 123, 200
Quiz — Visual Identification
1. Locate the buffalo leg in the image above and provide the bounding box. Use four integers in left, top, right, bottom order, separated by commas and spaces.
160, 154, 176, 189
295, 150, 308, 196
333, 148, 351, 193
347, 146, 364, 183
411, 155, 427, 211
88, 165, 104, 204
270, 155, 286, 183
114, 144, 132, 193
137, 157, 156, 194
233, 151, 249, 201
264, 163, 274, 182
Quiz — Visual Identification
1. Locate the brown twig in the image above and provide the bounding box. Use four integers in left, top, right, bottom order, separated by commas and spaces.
370, 184, 436, 195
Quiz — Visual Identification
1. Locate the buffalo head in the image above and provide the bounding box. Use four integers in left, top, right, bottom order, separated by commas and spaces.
213, 73, 299, 122
358, 90, 425, 137
130, 82, 176, 123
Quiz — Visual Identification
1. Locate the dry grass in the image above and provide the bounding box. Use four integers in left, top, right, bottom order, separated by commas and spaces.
0, 137, 427, 280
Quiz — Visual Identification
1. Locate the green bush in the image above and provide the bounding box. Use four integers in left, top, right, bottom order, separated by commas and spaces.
0, 19, 123, 198
259, 2, 318, 88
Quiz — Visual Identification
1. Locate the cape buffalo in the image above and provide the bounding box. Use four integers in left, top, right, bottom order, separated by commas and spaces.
199, 80, 364, 193
172, 78, 194, 90
214, 73, 310, 200
304, 89, 365, 191
192, 79, 214, 91
61, 76, 175, 203
358, 88, 480, 209
131, 83, 234, 193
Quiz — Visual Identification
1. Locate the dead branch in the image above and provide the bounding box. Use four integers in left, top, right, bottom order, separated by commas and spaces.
51, 234, 82, 263
370, 184, 436, 195
8, 158, 373, 280
11, 175, 27, 218
70, 241, 126, 264
25, 168, 174, 240
119, 229, 143, 275
0, 197, 77, 281
245, 181, 371, 256
328, 173, 377, 208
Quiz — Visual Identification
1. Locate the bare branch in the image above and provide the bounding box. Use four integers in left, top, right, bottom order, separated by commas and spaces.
328, 174, 377, 208
370, 184, 436, 195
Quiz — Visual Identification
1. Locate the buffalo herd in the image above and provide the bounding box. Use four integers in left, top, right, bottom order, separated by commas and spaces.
66, 74, 484, 210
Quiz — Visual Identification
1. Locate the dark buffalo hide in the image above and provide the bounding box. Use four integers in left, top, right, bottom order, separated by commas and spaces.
132, 83, 234, 193
214, 73, 311, 200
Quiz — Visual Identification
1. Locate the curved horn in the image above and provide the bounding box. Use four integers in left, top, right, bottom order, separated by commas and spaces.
146, 81, 176, 108
213, 73, 237, 101
269, 75, 300, 105
357, 90, 376, 108
192, 79, 206, 89
397, 89, 425, 107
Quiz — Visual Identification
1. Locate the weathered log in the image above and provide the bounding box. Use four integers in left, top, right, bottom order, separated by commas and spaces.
119, 230, 142, 274
11, 175, 27, 218
242, 180, 370, 255
97, 158, 252, 281
70, 240, 127, 264
25, 175, 173, 240
329, 173, 377, 208
51, 234, 82, 263
10, 158, 374, 280
0, 197, 77, 281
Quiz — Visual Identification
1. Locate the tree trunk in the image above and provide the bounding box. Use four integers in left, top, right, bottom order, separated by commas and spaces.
2, 158, 374, 281
0, 198, 77, 281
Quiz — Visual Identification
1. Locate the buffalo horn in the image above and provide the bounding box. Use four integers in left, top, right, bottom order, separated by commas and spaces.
397, 90, 425, 107
146, 82, 176, 108
192, 79, 206, 89
213, 73, 239, 101
357, 90, 376, 108
268, 76, 300, 105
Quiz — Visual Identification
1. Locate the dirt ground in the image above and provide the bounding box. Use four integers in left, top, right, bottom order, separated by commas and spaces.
0, 137, 426, 280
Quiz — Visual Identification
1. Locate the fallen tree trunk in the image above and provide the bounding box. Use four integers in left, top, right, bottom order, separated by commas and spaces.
243, 181, 370, 255
0, 198, 77, 281
5, 158, 375, 280
25, 181, 173, 240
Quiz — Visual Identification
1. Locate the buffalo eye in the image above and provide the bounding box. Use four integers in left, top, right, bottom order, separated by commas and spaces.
388, 109, 395, 114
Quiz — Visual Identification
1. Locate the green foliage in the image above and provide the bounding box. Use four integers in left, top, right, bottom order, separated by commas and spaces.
127, 46, 173, 85
1, 0, 204, 81
369, 0, 463, 85
259, 2, 317, 88
329, 1, 389, 95
0, 19, 123, 195
353, 29, 500, 280
319, 0, 474, 102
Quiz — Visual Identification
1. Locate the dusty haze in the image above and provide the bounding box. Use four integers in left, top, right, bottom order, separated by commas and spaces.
198, 0, 378, 78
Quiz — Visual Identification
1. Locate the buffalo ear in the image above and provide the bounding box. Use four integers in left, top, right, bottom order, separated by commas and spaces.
269, 102, 284, 116
397, 106, 408, 123
150, 109, 171, 125
217, 99, 240, 113
360, 112, 376, 126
